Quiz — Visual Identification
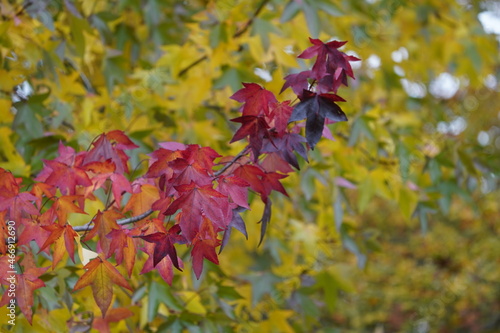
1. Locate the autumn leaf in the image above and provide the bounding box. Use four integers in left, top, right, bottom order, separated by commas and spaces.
163, 182, 231, 241
230, 83, 277, 116
48, 195, 87, 225
39, 159, 92, 195
106, 228, 137, 277
83, 210, 122, 255
230, 115, 271, 160
140, 242, 182, 285
39, 223, 79, 268
73, 255, 132, 317
83, 131, 138, 174
139, 224, 186, 271
92, 307, 134, 333
262, 132, 308, 170
220, 207, 248, 253
191, 217, 221, 279
233, 165, 287, 203
0, 191, 39, 222
269, 100, 294, 136
85, 160, 132, 207
0, 264, 49, 324
298, 37, 360, 93
123, 184, 160, 216
216, 176, 250, 209
289, 91, 347, 149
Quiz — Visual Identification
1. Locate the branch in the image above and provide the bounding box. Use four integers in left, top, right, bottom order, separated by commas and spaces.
233, 0, 269, 38
214, 147, 250, 177
73, 209, 154, 232
178, 55, 208, 78
177, 0, 269, 78
73, 147, 250, 233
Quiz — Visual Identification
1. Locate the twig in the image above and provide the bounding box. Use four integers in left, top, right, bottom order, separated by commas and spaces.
233, 0, 269, 38
72, 209, 154, 232
214, 147, 249, 177
177, 0, 269, 78
178, 55, 208, 78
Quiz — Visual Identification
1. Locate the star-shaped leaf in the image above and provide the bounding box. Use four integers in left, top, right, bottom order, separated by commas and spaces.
289, 92, 347, 149
73, 255, 132, 317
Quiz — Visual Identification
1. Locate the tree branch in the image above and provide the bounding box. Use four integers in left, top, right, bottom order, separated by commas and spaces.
72, 209, 154, 232
73, 147, 250, 233
214, 147, 250, 177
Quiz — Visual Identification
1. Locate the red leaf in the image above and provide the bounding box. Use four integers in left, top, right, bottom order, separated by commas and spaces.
220, 207, 248, 253
0, 265, 49, 324
233, 165, 287, 203
269, 101, 294, 136
216, 176, 250, 209
0, 191, 39, 222
230, 115, 270, 159
85, 160, 132, 206
262, 132, 308, 170
191, 217, 221, 279
280, 70, 313, 98
40, 159, 92, 195
297, 38, 360, 93
139, 224, 186, 271
140, 242, 180, 285
230, 83, 277, 116
164, 182, 230, 242
83, 131, 137, 174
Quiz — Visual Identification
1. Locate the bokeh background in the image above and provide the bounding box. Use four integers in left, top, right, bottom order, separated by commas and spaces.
0, 0, 499, 332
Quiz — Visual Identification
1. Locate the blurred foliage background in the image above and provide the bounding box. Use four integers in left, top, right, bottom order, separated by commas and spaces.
0, 0, 499, 332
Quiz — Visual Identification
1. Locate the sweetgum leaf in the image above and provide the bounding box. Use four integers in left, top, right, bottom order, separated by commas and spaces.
139, 224, 186, 270
290, 92, 347, 149
73, 256, 132, 317
220, 207, 248, 253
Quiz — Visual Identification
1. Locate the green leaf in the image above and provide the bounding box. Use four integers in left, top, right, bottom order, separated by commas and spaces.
148, 280, 183, 322
303, 2, 320, 38
217, 285, 243, 301
281, 1, 301, 22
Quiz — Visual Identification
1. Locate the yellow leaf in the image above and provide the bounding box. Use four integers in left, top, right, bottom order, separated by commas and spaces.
178, 291, 207, 315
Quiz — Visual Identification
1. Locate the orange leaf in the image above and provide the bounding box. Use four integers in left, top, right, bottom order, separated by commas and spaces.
92, 307, 134, 333
83, 210, 122, 255
39, 224, 79, 269
73, 255, 132, 317
123, 184, 159, 216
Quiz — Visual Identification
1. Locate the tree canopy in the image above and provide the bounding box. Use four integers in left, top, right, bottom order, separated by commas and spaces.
0, 0, 499, 332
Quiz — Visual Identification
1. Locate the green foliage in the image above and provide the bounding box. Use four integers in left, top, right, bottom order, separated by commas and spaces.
0, 0, 499, 332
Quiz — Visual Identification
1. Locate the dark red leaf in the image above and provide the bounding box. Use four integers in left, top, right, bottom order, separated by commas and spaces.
230, 115, 271, 160
191, 217, 221, 279
230, 83, 277, 116
139, 224, 186, 270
